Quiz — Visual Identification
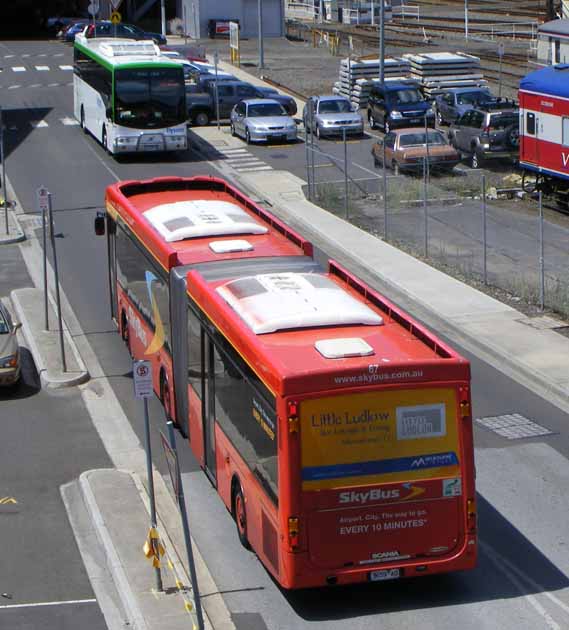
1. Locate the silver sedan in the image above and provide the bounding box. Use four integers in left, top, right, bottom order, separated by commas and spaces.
230, 99, 297, 144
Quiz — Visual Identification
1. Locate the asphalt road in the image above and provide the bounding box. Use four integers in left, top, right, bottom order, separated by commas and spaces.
1, 38, 569, 630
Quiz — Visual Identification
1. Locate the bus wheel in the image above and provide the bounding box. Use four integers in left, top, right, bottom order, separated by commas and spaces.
121, 312, 131, 356
80, 106, 86, 133
160, 371, 173, 423
102, 127, 110, 154
233, 484, 251, 550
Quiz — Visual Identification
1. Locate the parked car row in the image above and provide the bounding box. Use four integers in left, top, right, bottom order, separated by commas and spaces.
58, 19, 166, 45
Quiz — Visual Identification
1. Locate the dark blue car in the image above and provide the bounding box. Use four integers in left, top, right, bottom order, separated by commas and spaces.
85, 21, 166, 45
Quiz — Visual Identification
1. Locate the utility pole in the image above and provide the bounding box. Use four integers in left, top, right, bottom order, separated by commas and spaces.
258, 0, 264, 69
160, 0, 166, 37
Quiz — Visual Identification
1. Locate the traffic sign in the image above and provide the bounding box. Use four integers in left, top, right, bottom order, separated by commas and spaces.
110, 11, 121, 24
87, 0, 100, 16
134, 360, 153, 399
36, 186, 50, 214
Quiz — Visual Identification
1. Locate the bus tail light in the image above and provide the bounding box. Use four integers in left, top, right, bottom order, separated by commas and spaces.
288, 517, 300, 549
287, 400, 299, 433
460, 400, 470, 419
467, 498, 477, 532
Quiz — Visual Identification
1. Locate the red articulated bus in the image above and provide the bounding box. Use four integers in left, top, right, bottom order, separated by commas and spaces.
98, 176, 477, 589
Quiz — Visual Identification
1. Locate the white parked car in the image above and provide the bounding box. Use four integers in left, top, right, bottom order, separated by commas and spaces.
0, 301, 22, 389
230, 99, 297, 144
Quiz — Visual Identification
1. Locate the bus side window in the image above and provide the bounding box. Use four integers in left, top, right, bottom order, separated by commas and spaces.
526, 112, 536, 136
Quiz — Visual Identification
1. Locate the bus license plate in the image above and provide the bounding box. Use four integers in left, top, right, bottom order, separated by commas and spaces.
369, 569, 400, 582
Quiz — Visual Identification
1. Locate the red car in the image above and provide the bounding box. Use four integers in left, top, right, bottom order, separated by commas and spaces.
372, 127, 460, 174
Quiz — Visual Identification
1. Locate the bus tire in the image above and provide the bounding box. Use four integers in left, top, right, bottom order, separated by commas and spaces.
232, 482, 251, 550
80, 106, 86, 133
160, 370, 174, 424
121, 311, 132, 356
102, 127, 110, 154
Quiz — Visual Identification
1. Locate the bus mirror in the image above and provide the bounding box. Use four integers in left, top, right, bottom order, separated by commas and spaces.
94, 212, 106, 236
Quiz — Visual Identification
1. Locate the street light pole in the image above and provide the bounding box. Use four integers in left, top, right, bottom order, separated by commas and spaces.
258, 0, 264, 69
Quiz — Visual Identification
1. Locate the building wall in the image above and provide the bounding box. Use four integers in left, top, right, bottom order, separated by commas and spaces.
181, 0, 283, 38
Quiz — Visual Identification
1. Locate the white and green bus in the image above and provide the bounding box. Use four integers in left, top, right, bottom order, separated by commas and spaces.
73, 34, 188, 154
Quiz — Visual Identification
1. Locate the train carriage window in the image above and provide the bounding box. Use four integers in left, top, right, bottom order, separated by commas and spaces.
563, 117, 569, 146
526, 112, 535, 136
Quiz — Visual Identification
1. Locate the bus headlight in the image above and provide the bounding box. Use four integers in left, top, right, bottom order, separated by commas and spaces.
116, 136, 137, 145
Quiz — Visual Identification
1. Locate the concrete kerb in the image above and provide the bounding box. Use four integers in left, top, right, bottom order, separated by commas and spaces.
80, 470, 150, 630
236, 169, 569, 415
11, 287, 90, 388
0, 208, 25, 244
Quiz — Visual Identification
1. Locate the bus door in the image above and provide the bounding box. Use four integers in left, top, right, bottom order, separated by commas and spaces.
202, 335, 217, 484
107, 217, 118, 322
522, 110, 538, 165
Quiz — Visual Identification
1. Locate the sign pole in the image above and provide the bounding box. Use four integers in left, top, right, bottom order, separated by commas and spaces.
135, 360, 163, 592
498, 43, 504, 99
48, 193, 67, 372
37, 186, 50, 330
165, 422, 205, 630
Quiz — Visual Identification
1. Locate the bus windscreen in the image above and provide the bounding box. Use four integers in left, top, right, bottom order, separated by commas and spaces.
114, 68, 186, 128
300, 388, 460, 491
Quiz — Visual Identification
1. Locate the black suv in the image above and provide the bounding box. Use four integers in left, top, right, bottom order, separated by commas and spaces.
448, 99, 519, 169
367, 81, 435, 133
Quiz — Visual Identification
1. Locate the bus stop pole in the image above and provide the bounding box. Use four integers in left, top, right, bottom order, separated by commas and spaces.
144, 398, 163, 592
166, 421, 205, 630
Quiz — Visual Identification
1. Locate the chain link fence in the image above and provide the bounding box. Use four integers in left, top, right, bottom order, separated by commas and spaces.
306, 148, 569, 320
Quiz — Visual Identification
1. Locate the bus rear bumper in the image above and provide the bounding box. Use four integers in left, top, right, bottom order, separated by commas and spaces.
280, 534, 477, 589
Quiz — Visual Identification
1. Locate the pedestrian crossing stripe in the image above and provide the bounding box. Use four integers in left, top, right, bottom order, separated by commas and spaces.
59, 65, 73, 71
35, 66, 50, 71
12, 67, 26, 72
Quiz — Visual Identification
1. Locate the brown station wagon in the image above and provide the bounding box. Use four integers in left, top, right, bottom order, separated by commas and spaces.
371, 128, 460, 174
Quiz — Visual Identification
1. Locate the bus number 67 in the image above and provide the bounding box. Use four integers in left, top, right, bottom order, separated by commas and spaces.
368, 364, 380, 374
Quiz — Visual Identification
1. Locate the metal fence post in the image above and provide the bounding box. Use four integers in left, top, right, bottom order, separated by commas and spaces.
539, 190, 545, 310
482, 174, 487, 285
343, 127, 349, 219
0, 106, 8, 236
383, 137, 388, 239
423, 156, 428, 258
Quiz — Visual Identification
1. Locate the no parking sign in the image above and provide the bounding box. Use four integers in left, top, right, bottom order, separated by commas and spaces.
134, 360, 153, 399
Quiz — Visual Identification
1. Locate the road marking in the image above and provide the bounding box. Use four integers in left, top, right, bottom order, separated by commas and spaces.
0, 497, 17, 504
38, 53, 47, 57
7, 85, 21, 90
229, 161, 268, 168
35, 65, 50, 71
29, 84, 42, 88
59, 65, 73, 71
48, 83, 59, 87
30, 120, 49, 128
12, 67, 26, 72
3, 54, 14, 58
61, 117, 79, 126
225, 156, 262, 163
481, 540, 569, 626
0, 598, 97, 610
236, 165, 273, 172
54, 53, 64, 57
218, 148, 248, 154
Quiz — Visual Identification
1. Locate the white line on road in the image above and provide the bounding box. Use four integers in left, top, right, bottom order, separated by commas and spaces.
54, 53, 64, 57
59, 65, 73, 71
218, 148, 248, 155
3, 54, 15, 58
21, 54, 30, 58
481, 540, 569, 627
12, 67, 26, 72
48, 83, 59, 87
236, 165, 273, 172
61, 117, 79, 126
35, 65, 50, 71
7, 85, 21, 90
29, 84, 42, 88
30, 120, 49, 128
0, 598, 97, 610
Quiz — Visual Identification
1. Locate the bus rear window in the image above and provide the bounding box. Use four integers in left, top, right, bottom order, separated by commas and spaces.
299, 388, 460, 490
